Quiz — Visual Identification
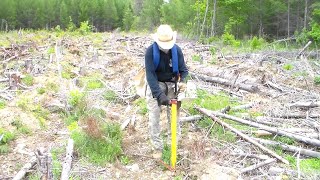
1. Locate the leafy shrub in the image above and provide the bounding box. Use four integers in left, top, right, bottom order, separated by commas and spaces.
209, 47, 216, 55
283, 64, 293, 71
37, 87, 46, 94
86, 79, 104, 90
134, 98, 148, 115
250, 36, 265, 50
103, 90, 118, 102
68, 90, 85, 107
314, 76, 320, 85
0, 100, 5, 109
222, 32, 240, 47
78, 21, 92, 35
0, 128, 15, 154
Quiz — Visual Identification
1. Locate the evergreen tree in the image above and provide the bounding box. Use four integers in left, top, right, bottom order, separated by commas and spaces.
123, 3, 135, 31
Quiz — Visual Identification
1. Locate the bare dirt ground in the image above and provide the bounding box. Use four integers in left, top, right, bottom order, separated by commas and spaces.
0, 31, 320, 179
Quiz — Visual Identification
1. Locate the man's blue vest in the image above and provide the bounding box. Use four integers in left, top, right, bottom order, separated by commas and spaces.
152, 42, 179, 75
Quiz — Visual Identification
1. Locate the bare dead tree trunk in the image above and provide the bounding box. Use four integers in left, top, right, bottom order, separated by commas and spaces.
196, 0, 201, 37
201, 0, 210, 37
259, 0, 263, 37
287, 0, 290, 38
304, 0, 308, 29
210, 0, 217, 36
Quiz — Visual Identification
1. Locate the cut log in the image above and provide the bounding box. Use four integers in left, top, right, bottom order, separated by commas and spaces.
61, 139, 74, 180
254, 138, 320, 158
289, 101, 320, 108
240, 158, 276, 174
13, 157, 37, 180
196, 107, 289, 164
201, 108, 320, 147
190, 72, 259, 93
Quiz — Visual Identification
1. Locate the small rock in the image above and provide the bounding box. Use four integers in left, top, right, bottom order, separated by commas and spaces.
268, 166, 285, 176
126, 163, 139, 172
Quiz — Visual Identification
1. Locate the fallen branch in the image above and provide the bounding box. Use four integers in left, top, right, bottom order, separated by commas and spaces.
61, 139, 74, 180
195, 107, 289, 164
180, 115, 203, 122
13, 157, 37, 180
203, 109, 320, 147
270, 113, 320, 119
264, 81, 284, 92
240, 158, 276, 174
297, 41, 312, 57
254, 138, 320, 158
289, 101, 320, 108
190, 72, 259, 93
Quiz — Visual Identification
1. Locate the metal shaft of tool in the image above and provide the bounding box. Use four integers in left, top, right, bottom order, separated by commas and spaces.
170, 99, 178, 169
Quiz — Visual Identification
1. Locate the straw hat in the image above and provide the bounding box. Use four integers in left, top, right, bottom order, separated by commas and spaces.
152, 24, 177, 50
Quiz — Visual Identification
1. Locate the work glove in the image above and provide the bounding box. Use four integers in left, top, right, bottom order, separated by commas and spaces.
158, 93, 170, 106
178, 82, 187, 93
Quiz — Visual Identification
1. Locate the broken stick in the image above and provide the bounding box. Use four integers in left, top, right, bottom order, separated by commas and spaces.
13, 157, 37, 180
240, 158, 276, 174
195, 107, 289, 164
61, 139, 74, 180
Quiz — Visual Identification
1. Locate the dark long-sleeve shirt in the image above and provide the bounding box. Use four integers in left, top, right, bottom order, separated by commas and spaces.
145, 44, 188, 99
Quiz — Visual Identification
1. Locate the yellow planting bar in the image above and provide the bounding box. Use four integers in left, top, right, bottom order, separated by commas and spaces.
170, 99, 178, 169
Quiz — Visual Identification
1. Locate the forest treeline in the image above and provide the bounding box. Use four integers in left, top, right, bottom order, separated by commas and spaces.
0, 0, 319, 43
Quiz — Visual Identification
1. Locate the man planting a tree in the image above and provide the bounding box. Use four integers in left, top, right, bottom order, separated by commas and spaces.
145, 24, 188, 151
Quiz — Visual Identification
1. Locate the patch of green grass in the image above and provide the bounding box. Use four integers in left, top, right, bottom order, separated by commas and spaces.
11, 118, 32, 135
37, 87, 46, 94
120, 155, 132, 165
86, 79, 104, 90
103, 90, 118, 102
47, 47, 55, 55
300, 158, 320, 173
27, 172, 42, 180
183, 89, 239, 115
274, 136, 296, 145
293, 71, 308, 78
61, 62, 76, 79
46, 82, 59, 93
32, 105, 50, 128
283, 64, 294, 71
192, 54, 201, 62
22, 74, 34, 86
71, 122, 122, 165
51, 147, 64, 178
0, 100, 6, 109
210, 122, 236, 142
0, 144, 9, 154
134, 98, 148, 115
161, 143, 171, 166
17, 96, 32, 111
